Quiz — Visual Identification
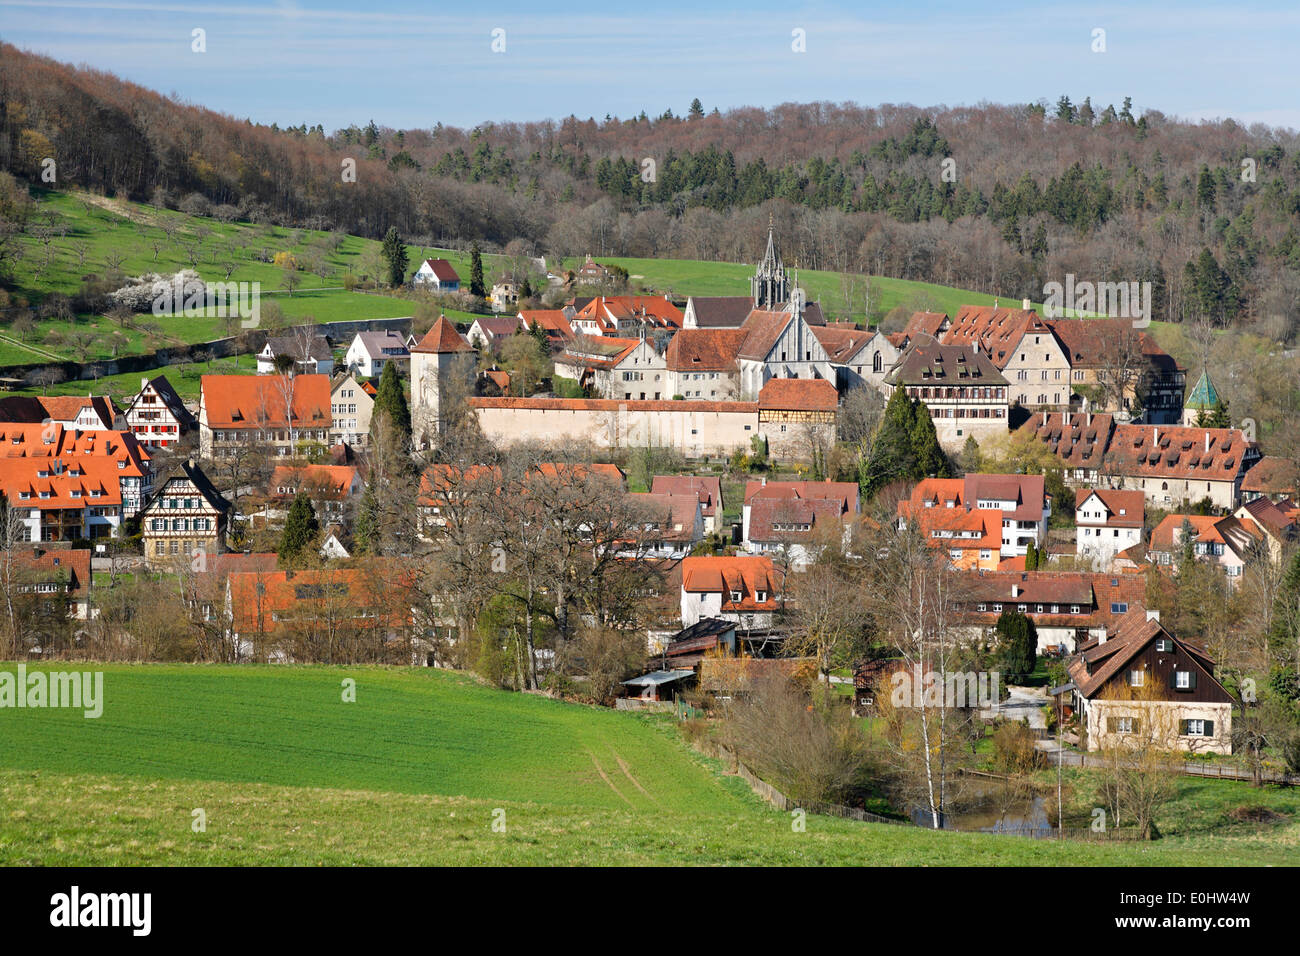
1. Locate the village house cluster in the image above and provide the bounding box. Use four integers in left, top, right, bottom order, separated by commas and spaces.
1, 229, 1288, 760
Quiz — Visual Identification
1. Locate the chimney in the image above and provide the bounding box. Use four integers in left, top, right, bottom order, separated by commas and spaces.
1146, 610, 1160, 623
1205, 433, 1210, 453
1153, 427, 1159, 445
1022, 298, 1031, 310
1011, 584, 1020, 598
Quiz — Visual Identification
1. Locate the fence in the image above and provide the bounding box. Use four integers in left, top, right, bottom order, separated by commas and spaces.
1072, 751, 1299, 786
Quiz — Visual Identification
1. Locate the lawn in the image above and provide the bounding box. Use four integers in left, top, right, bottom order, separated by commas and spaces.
0, 663, 1296, 865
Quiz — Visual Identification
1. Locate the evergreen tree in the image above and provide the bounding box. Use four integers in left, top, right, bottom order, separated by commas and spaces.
354, 484, 379, 553
1269, 548, 1300, 661
470, 241, 486, 297
279, 492, 319, 561
689, 98, 704, 117
860, 387, 918, 498
380, 227, 408, 287
910, 399, 950, 479
371, 360, 410, 444
1024, 541, 1038, 571
996, 609, 1038, 684
519, 274, 533, 299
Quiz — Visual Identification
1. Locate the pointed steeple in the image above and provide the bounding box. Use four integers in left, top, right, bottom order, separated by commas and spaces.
1185, 367, 1220, 411
751, 214, 789, 309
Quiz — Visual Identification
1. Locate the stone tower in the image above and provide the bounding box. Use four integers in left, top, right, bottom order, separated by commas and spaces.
409, 315, 475, 443
751, 215, 789, 309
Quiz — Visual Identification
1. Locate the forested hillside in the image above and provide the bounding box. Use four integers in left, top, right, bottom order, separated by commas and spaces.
3, 43, 1300, 338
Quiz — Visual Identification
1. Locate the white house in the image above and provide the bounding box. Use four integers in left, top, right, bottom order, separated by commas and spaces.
345, 331, 410, 379
1075, 488, 1145, 569
257, 335, 334, 376
413, 258, 460, 291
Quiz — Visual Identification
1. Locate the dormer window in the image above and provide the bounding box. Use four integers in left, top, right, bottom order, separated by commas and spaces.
756, 591, 767, 602
729, 590, 742, 602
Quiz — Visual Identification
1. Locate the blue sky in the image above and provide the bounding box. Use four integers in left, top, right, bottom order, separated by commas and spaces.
1, 0, 1296, 133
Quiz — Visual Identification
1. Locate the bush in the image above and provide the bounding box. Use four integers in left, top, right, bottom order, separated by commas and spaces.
991, 721, 1044, 774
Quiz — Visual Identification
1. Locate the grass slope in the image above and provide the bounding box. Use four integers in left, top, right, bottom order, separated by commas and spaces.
0, 663, 1295, 865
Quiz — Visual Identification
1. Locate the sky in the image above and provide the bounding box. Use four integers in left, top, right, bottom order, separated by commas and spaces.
1, 0, 1297, 133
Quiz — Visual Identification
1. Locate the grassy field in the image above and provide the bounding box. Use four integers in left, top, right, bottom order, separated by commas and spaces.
0, 663, 1295, 865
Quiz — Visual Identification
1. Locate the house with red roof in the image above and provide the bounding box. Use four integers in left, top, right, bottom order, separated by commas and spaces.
570, 295, 683, 338
1075, 488, 1145, 569
1147, 513, 1265, 586
269, 463, 362, 518
651, 475, 723, 535
898, 474, 1049, 570
680, 555, 784, 628
628, 492, 704, 558
413, 258, 460, 291
8, 546, 93, 621
742, 478, 859, 570
198, 374, 333, 460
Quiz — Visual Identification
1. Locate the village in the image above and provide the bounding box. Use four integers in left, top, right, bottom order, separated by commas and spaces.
3, 221, 1294, 827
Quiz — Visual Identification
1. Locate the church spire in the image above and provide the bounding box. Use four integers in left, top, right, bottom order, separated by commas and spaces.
752, 215, 788, 309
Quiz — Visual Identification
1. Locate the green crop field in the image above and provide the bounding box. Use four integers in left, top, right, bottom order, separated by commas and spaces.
0, 663, 1295, 866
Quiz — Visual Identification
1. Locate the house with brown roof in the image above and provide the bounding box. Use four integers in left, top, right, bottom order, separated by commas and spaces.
901, 311, 951, 340
957, 569, 1147, 654
651, 475, 723, 535
1018, 412, 1261, 511
628, 492, 704, 559
0, 394, 123, 432
344, 330, 409, 379
935, 304, 1184, 422
743, 479, 858, 570
413, 258, 460, 291
1064, 609, 1234, 754
664, 328, 746, 400
680, 554, 784, 628
681, 296, 756, 329
1240, 456, 1299, 502
812, 325, 901, 392
518, 309, 575, 348
225, 563, 417, 662
553, 336, 649, 395
199, 374, 333, 460
570, 295, 683, 338
465, 315, 526, 352
883, 341, 1010, 451
899, 474, 1049, 569
8, 546, 93, 620
269, 463, 362, 519
140, 458, 232, 568
1075, 488, 1145, 569
1232, 496, 1296, 562
256, 334, 334, 376
122, 375, 196, 450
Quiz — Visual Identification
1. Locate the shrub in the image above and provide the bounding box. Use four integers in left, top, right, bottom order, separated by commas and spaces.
991, 721, 1044, 774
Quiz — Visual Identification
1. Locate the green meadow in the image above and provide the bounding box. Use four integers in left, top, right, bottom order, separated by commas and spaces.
0, 664, 1295, 865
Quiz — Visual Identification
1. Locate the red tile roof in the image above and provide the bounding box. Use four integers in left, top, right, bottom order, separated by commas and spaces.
269, 464, 360, 500
1074, 488, 1144, 528
469, 396, 757, 413
757, 378, 838, 412
200, 374, 331, 429
681, 555, 783, 612
651, 475, 722, 517
743, 480, 859, 512
664, 328, 747, 371
422, 259, 460, 282
0, 455, 127, 508
411, 316, 473, 353
1241, 456, 1299, 495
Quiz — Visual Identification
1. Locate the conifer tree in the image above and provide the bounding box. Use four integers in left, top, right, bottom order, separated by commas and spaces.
381, 227, 408, 287
371, 360, 410, 445
470, 241, 486, 297
279, 492, 319, 562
